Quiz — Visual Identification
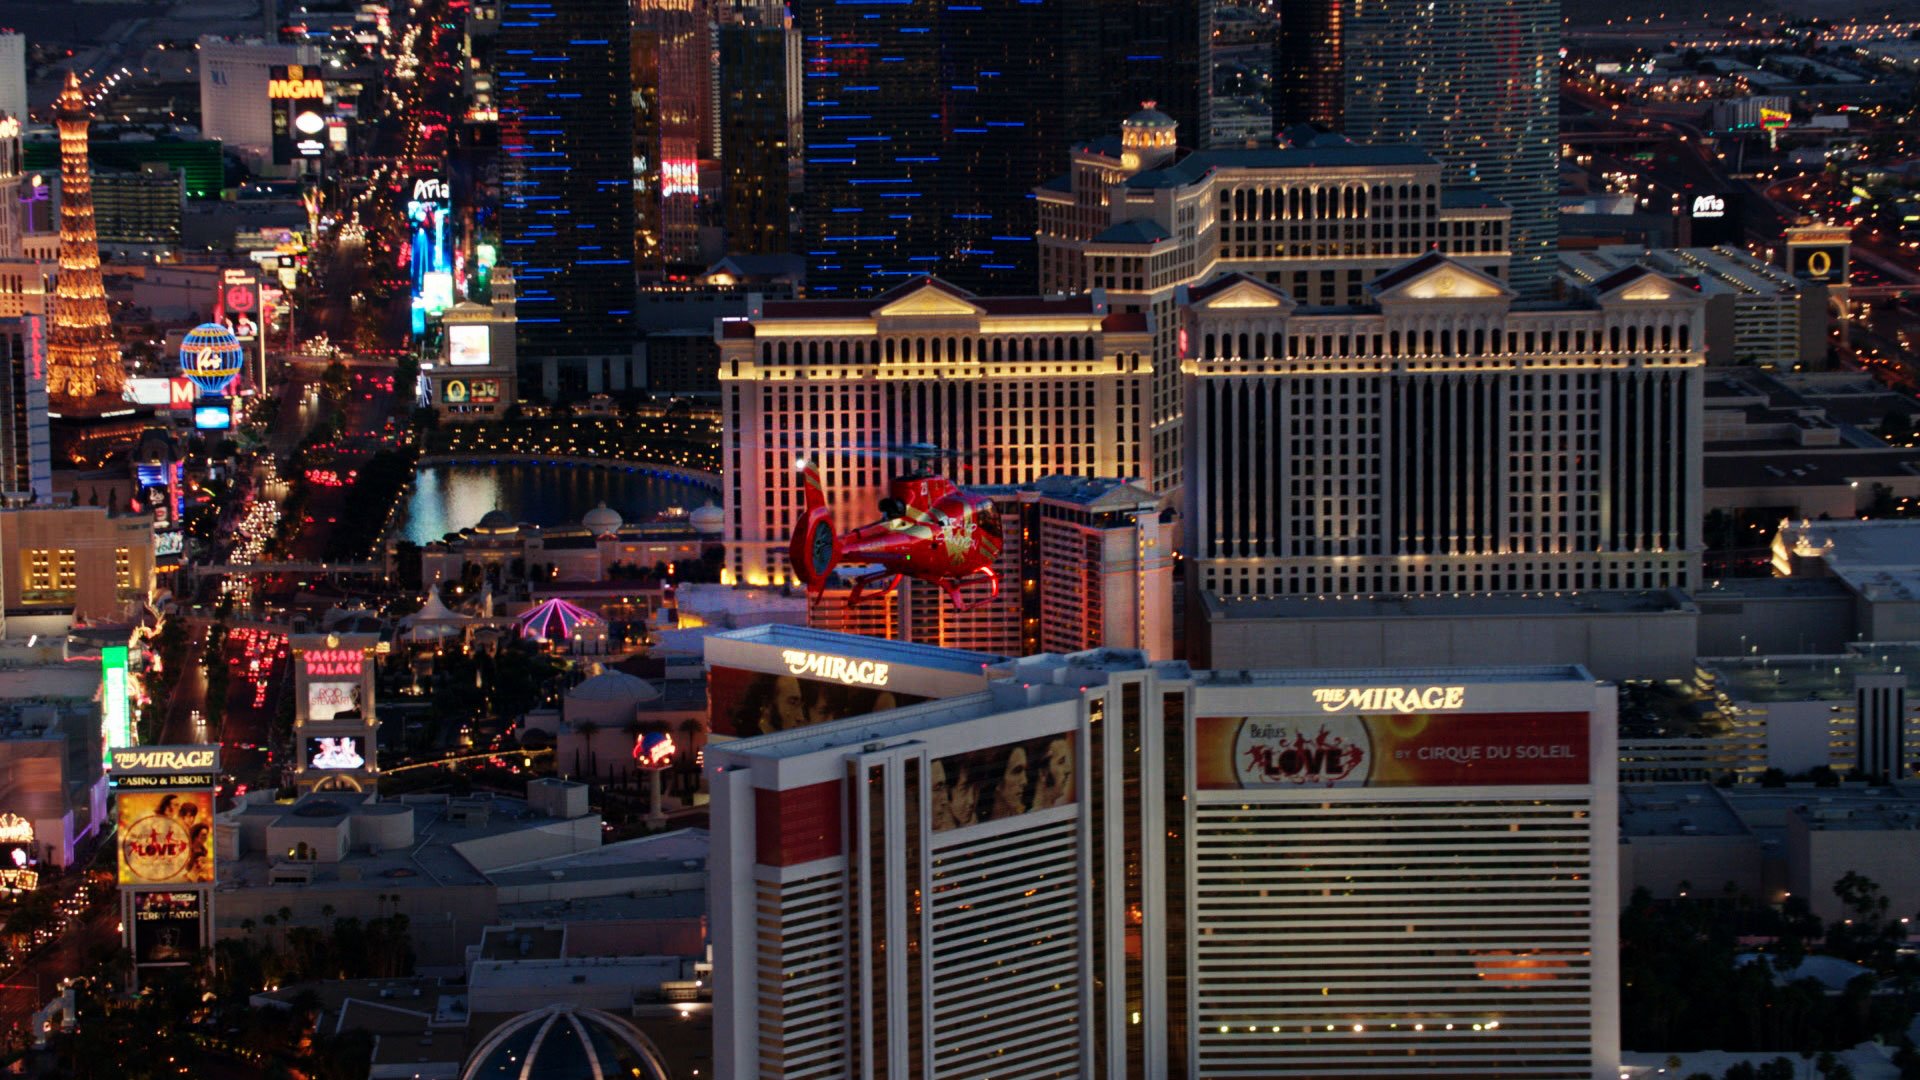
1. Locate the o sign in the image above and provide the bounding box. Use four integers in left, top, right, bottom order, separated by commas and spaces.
1807, 250, 1833, 279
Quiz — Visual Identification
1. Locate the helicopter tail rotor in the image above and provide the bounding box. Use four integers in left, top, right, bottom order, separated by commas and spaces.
789, 457, 836, 594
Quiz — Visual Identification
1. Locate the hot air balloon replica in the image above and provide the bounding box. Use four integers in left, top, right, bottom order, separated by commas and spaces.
178, 323, 245, 397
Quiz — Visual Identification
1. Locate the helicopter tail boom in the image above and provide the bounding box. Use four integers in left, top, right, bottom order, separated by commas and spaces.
789, 457, 836, 593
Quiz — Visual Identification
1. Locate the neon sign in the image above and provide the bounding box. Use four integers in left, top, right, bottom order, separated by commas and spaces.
303, 649, 364, 677
1311, 686, 1467, 714
780, 650, 890, 687
661, 159, 699, 199
0, 814, 33, 845
110, 747, 216, 772
633, 732, 676, 769
269, 75, 325, 99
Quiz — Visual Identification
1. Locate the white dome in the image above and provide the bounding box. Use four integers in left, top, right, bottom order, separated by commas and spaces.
689, 501, 724, 535
581, 501, 623, 537
566, 670, 660, 706
462, 1004, 669, 1080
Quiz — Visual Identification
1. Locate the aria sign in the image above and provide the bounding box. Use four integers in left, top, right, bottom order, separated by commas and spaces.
1312, 686, 1467, 715
780, 650, 890, 687
1691, 195, 1727, 219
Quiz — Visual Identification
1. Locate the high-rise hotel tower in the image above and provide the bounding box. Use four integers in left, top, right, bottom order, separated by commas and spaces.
711, 643, 1620, 1079
1036, 112, 1510, 497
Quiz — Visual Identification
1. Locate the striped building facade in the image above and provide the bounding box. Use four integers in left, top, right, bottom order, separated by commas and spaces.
711, 641, 1619, 1079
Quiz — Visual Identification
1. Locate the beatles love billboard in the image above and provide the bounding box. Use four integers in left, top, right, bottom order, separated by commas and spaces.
1194, 711, 1589, 789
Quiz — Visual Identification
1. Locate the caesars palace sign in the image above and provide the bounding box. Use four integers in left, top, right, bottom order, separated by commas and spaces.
781, 650, 890, 688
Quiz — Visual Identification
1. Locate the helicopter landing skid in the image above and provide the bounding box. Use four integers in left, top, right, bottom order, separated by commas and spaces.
846, 569, 904, 608
940, 566, 1000, 612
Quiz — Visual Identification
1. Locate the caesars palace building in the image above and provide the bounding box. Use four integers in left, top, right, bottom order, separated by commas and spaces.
717, 113, 1704, 677
707, 629, 1619, 1080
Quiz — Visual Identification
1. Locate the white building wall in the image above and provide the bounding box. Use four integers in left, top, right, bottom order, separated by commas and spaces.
0, 36, 23, 128
196, 39, 312, 166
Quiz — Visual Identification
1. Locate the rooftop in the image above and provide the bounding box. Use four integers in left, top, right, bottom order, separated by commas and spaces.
1706, 451, 1920, 490
1199, 589, 1696, 620
1122, 144, 1436, 190
220, 793, 595, 891
706, 624, 1006, 675
1789, 799, 1920, 831
1700, 646, 1920, 702
715, 656, 1594, 764
1619, 783, 1752, 839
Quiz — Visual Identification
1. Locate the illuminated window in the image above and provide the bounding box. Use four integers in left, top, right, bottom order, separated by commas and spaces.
115, 548, 131, 590
24, 549, 49, 590
54, 551, 76, 590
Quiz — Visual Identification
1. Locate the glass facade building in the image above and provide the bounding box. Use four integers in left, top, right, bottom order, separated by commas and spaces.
794, 0, 1202, 295
496, 0, 634, 370
719, 19, 800, 257
1270, 0, 1343, 130
1339, 0, 1559, 298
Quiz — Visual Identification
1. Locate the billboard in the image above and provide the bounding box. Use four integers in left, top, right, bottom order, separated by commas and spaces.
447, 323, 490, 366
709, 663, 927, 738
406, 176, 453, 315
132, 890, 202, 966
116, 789, 215, 885
193, 403, 232, 430
1791, 244, 1847, 284
269, 65, 327, 163
306, 735, 366, 770
1688, 191, 1744, 246
101, 647, 130, 766
1193, 712, 1589, 790
307, 680, 360, 721
154, 530, 185, 560
124, 378, 174, 406
442, 378, 501, 406
0, 814, 37, 892
931, 732, 1075, 833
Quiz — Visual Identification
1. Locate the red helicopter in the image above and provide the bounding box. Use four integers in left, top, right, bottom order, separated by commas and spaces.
788, 445, 1005, 610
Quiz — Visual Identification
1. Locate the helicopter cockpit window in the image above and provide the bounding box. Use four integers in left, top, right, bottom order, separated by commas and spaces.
975, 501, 1001, 538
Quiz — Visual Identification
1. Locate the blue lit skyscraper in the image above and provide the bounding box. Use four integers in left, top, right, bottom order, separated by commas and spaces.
796, 0, 1202, 295
497, 0, 636, 396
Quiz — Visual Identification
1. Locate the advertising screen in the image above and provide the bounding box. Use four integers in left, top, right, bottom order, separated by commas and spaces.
194, 404, 231, 430
306, 735, 366, 770
101, 647, 130, 766
1791, 244, 1846, 283
930, 732, 1075, 833
447, 324, 490, 366
0, 813, 36, 892
1193, 712, 1589, 790
117, 789, 215, 885
132, 890, 202, 965
124, 377, 174, 406
709, 663, 927, 738
406, 177, 452, 307
306, 680, 359, 721
441, 378, 500, 406
154, 530, 185, 559
269, 66, 326, 163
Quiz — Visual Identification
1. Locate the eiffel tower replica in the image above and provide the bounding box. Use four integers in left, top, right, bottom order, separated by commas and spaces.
46, 73, 123, 401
